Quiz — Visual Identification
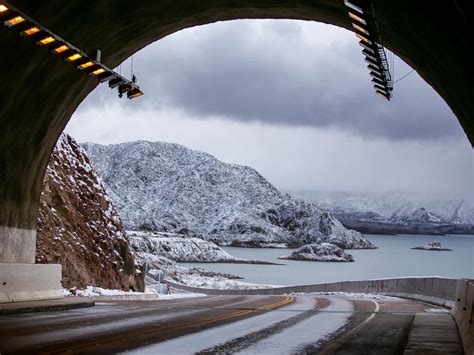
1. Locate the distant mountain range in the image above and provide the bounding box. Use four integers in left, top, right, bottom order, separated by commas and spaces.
289, 190, 474, 235
83, 140, 374, 249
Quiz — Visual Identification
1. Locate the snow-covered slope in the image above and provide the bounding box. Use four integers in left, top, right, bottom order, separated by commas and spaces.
128, 231, 274, 263
83, 140, 375, 249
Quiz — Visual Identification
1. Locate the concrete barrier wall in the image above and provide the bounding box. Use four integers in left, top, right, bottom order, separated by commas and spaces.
168, 277, 457, 307
451, 279, 474, 354
0, 263, 63, 303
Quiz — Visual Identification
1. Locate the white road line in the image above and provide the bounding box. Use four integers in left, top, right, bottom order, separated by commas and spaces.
236, 297, 353, 355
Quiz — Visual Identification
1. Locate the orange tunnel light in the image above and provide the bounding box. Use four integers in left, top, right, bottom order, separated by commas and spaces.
5, 16, 25, 26
23, 26, 40, 36
67, 53, 82, 61
53, 44, 68, 53
38, 36, 55, 45
92, 68, 105, 76
0, 5, 9, 13
79, 61, 94, 69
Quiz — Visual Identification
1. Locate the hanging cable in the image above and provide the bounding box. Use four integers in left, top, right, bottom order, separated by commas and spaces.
394, 69, 414, 84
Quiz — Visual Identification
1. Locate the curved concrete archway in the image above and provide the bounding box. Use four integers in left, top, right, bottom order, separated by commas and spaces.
0, 0, 472, 263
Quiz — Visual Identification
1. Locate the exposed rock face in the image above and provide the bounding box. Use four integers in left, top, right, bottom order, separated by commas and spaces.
317, 212, 376, 249
36, 134, 144, 291
411, 242, 452, 251
83, 140, 374, 249
279, 243, 354, 262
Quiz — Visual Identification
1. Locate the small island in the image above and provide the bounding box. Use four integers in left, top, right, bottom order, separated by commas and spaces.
411, 241, 452, 251
279, 243, 354, 262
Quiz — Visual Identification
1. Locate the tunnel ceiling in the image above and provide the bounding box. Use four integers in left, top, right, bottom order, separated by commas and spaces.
0, 0, 473, 231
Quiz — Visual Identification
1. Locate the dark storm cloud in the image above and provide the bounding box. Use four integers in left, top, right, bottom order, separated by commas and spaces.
82, 20, 464, 141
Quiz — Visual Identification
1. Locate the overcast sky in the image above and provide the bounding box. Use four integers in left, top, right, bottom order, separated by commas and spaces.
66, 20, 473, 201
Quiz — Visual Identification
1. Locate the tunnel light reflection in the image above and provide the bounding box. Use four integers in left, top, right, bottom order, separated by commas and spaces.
0, 1, 143, 100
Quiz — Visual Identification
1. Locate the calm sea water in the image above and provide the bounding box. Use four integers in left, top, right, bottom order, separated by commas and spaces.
178, 234, 474, 286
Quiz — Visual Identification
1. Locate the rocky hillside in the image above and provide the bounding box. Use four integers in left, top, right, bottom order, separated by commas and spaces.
83, 140, 375, 249
36, 134, 144, 291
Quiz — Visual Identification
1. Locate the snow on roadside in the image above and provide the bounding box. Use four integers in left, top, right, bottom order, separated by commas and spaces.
63, 286, 152, 297
155, 293, 207, 300
290, 291, 401, 301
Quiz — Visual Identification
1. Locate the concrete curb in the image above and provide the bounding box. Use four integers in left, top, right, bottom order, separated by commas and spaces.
0, 299, 94, 315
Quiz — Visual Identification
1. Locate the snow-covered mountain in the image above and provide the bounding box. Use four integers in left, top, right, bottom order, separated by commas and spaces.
290, 190, 474, 235
83, 140, 375, 249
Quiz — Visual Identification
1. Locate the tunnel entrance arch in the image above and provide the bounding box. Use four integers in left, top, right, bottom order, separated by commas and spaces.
0, 0, 472, 303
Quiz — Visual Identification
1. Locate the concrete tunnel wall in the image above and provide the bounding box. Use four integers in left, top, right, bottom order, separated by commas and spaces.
0, 0, 473, 260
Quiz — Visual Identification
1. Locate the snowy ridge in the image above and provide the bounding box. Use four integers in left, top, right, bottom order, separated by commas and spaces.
291, 190, 474, 224
83, 140, 374, 249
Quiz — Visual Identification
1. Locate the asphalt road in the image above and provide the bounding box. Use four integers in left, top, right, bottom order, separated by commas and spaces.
0, 294, 462, 354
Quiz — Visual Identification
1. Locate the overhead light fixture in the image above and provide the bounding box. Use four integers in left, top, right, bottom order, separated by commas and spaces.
53, 44, 68, 53
22, 26, 40, 36
348, 11, 366, 25
108, 77, 126, 88
345, 0, 393, 100
91, 68, 105, 76
356, 33, 371, 45
363, 50, 378, 62
78, 61, 94, 69
38, 36, 55, 45
359, 41, 375, 54
66, 53, 82, 62
352, 23, 369, 35
127, 88, 143, 99
1, 0, 144, 100
344, 0, 363, 14
5, 15, 24, 26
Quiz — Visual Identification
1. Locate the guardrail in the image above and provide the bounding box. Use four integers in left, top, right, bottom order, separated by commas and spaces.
451, 279, 474, 354
167, 277, 457, 308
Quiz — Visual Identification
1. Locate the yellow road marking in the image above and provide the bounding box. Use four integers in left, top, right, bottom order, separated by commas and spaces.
41, 296, 294, 354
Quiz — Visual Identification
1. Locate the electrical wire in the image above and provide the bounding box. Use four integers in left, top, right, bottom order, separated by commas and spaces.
394, 69, 415, 84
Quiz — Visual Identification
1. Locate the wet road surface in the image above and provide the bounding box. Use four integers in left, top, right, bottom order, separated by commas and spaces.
0, 294, 463, 354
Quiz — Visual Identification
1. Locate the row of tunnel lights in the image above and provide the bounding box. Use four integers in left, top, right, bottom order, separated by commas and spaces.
0, 3, 143, 99
344, 0, 393, 100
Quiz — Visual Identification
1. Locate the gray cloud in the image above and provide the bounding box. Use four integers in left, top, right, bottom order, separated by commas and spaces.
81, 20, 465, 142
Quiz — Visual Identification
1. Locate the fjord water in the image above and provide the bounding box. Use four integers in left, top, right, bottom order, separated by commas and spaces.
179, 234, 474, 286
